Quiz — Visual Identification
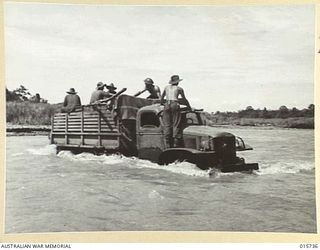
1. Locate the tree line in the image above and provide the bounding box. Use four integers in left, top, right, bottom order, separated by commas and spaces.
6, 85, 48, 103
204, 104, 314, 120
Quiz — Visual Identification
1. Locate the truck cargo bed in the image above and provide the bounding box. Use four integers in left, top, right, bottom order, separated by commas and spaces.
50, 106, 120, 150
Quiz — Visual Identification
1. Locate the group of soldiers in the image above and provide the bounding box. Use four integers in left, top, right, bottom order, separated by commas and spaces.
61, 75, 191, 148
61, 82, 118, 113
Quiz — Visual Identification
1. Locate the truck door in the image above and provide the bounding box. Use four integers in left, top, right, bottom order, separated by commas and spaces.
136, 110, 165, 162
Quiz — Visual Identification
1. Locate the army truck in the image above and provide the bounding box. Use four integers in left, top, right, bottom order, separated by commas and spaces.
50, 94, 258, 172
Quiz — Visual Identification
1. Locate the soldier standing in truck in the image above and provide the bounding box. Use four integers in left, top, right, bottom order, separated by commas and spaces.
134, 78, 161, 99
160, 75, 191, 148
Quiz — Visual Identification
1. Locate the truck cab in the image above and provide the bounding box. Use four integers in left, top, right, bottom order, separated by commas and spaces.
136, 104, 258, 172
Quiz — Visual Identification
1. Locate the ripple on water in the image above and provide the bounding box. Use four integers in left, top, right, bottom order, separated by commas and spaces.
11, 152, 24, 157
148, 190, 164, 200
27, 144, 57, 156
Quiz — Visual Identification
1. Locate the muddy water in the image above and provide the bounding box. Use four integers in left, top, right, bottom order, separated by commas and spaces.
5, 127, 316, 233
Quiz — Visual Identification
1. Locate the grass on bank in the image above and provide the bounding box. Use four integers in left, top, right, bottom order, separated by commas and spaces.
6, 101, 62, 125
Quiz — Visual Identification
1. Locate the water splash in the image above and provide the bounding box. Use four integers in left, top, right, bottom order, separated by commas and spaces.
27, 144, 56, 156
55, 150, 314, 177
163, 161, 212, 177
127, 157, 211, 177
57, 151, 125, 164
57, 151, 212, 177
57, 150, 75, 160
256, 161, 314, 175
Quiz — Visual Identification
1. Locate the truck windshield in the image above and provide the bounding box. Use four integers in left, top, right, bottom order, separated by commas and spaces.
140, 112, 160, 128
185, 112, 202, 125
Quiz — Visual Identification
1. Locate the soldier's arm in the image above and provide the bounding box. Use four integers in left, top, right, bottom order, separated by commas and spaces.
134, 88, 147, 97
160, 88, 166, 105
155, 86, 161, 99
103, 91, 112, 99
63, 96, 68, 107
179, 88, 191, 109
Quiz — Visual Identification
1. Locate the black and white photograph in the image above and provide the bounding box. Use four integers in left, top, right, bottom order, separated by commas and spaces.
3, 1, 317, 235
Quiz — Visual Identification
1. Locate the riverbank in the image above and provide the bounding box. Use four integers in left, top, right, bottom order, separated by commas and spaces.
6, 101, 314, 133
6, 124, 51, 136
206, 117, 314, 129
6, 122, 313, 137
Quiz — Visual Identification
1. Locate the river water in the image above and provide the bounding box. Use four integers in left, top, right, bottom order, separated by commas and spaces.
5, 127, 316, 233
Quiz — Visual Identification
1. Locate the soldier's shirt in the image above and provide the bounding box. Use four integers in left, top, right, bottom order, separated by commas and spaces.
89, 90, 112, 104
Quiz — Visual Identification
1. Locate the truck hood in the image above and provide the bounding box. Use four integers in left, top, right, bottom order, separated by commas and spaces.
183, 126, 234, 138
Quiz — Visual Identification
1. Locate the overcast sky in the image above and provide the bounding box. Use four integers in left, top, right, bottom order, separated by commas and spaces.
4, 3, 315, 112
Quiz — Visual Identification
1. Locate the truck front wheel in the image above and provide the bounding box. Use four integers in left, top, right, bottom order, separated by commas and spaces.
158, 150, 194, 166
